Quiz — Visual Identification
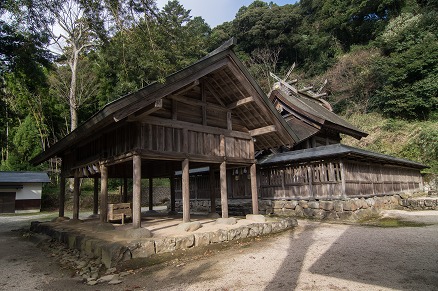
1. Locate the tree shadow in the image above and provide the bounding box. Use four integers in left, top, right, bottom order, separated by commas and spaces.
264, 222, 317, 290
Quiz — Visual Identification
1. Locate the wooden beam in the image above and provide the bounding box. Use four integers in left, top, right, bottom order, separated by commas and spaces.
172, 80, 199, 95
133, 155, 142, 228
227, 111, 232, 130
202, 82, 207, 126
125, 99, 163, 122
249, 125, 277, 137
250, 163, 258, 215
298, 86, 313, 93
100, 164, 108, 223
142, 116, 252, 140
182, 158, 190, 223
227, 96, 254, 109
220, 161, 228, 218
168, 95, 227, 112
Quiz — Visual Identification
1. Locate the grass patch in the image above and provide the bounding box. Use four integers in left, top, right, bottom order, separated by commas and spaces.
361, 217, 430, 228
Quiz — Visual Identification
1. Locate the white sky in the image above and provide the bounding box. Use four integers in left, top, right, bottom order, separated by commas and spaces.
156, 0, 298, 28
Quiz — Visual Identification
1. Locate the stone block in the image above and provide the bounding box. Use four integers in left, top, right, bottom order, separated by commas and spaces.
272, 200, 285, 209
303, 208, 314, 217
313, 209, 326, 219
155, 238, 176, 254
343, 200, 359, 211
101, 243, 129, 268
294, 205, 304, 217
270, 222, 282, 233
424, 199, 437, 208
298, 200, 309, 209
246, 214, 266, 222
194, 232, 210, 247
320, 201, 334, 211
359, 198, 369, 209
215, 217, 237, 225
333, 201, 344, 212
131, 240, 155, 258
175, 235, 195, 250
262, 223, 272, 235
308, 201, 320, 209
228, 228, 241, 241
325, 211, 339, 220
248, 224, 262, 237
354, 209, 373, 220
239, 227, 250, 238
338, 211, 353, 220
210, 229, 228, 243
366, 198, 375, 207
284, 201, 298, 209
68, 234, 77, 249
177, 222, 202, 232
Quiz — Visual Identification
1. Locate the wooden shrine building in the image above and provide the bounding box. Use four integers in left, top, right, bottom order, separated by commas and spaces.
30, 39, 300, 227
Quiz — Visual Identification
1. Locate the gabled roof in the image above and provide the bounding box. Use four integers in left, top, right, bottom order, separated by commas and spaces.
258, 144, 427, 169
31, 38, 300, 165
0, 172, 50, 183
270, 89, 368, 141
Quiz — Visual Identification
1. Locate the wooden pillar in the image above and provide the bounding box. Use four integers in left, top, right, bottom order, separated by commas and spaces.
123, 177, 128, 203
220, 161, 228, 218
93, 177, 99, 215
100, 164, 108, 223
307, 164, 314, 199
250, 163, 259, 215
133, 155, 142, 229
170, 172, 176, 212
59, 176, 65, 217
73, 175, 80, 220
209, 167, 216, 213
149, 177, 153, 210
340, 161, 347, 199
182, 158, 190, 222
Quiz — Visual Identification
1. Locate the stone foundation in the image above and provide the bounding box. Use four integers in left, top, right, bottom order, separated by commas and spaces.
176, 193, 433, 220
30, 216, 297, 269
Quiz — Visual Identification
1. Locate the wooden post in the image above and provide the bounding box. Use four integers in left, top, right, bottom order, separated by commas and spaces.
100, 164, 108, 223
170, 172, 176, 212
250, 163, 259, 215
93, 177, 99, 215
149, 177, 153, 210
133, 155, 142, 229
220, 161, 228, 218
73, 175, 80, 220
59, 176, 65, 217
182, 158, 190, 223
307, 165, 314, 199
340, 161, 347, 199
209, 167, 216, 213
123, 177, 128, 203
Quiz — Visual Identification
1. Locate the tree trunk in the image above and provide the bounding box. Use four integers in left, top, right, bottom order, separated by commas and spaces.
69, 49, 79, 132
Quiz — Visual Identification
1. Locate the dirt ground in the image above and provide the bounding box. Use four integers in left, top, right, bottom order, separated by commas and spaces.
1, 210, 438, 291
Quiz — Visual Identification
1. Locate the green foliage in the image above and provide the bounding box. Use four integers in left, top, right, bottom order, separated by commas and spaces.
1, 115, 42, 170
342, 113, 438, 174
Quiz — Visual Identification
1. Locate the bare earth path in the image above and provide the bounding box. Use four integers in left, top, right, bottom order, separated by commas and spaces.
1, 210, 438, 291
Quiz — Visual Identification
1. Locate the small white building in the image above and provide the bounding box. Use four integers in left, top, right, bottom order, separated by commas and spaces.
0, 172, 50, 213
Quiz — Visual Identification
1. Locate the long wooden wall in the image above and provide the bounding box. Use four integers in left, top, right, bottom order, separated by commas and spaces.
259, 160, 423, 200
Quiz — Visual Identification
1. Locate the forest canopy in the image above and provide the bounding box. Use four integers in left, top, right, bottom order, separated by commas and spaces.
1, 0, 437, 172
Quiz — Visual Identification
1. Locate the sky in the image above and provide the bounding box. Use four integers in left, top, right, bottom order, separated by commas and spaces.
156, 0, 298, 28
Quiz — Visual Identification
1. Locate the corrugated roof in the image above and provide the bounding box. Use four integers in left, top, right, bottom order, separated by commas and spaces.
0, 172, 50, 183
258, 144, 427, 169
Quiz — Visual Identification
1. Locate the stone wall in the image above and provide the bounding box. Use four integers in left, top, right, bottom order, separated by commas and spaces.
141, 186, 170, 205
176, 193, 434, 220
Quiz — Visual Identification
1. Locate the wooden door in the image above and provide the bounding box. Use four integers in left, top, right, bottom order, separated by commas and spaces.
0, 192, 16, 213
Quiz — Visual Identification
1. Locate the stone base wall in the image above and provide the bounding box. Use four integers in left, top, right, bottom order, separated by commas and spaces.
176, 193, 434, 220
401, 197, 438, 210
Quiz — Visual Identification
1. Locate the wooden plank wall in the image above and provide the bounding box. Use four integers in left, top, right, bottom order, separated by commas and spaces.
343, 162, 422, 197
259, 160, 422, 200
259, 162, 343, 200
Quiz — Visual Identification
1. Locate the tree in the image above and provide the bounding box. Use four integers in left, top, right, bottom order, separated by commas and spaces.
48, 0, 99, 132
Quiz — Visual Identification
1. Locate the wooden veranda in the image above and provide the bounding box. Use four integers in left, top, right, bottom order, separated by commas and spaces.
31, 39, 299, 228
